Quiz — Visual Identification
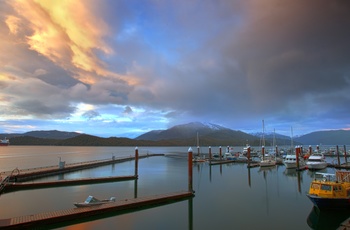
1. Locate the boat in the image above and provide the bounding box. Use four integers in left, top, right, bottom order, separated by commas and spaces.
306, 171, 350, 210
306, 153, 328, 170
74, 195, 116, 207
283, 154, 307, 169
0, 138, 9, 146
282, 127, 307, 169
193, 132, 206, 162
259, 120, 276, 168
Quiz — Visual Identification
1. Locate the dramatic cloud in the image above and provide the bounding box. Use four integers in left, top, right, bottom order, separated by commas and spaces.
1, 0, 350, 137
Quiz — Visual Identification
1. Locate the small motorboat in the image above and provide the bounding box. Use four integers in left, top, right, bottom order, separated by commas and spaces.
74, 195, 116, 207
306, 171, 350, 210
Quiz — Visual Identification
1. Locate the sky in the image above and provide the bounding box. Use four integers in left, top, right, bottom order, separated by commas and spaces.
1, 0, 350, 138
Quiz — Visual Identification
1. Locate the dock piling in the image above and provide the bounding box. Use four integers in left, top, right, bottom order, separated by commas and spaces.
336, 145, 340, 166
135, 147, 139, 176
188, 147, 193, 192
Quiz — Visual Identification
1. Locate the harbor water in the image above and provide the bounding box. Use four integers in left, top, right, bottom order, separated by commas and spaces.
0, 146, 349, 229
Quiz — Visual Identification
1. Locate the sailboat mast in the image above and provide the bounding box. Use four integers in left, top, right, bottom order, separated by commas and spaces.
291, 127, 294, 154
197, 132, 200, 156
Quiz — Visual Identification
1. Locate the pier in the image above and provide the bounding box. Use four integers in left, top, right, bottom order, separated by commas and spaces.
0, 191, 194, 229
0, 154, 163, 183
0, 148, 195, 229
1, 175, 137, 193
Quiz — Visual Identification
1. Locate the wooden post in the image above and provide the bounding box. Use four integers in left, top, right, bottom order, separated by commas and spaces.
188, 147, 193, 192
219, 146, 222, 160
262, 146, 265, 161
209, 146, 212, 163
296, 146, 300, 170
247, 146, 251, 167
336, 145, 340, 166
344, 145, 348, 164
135, 147, 139, 176
275, 145, 278, 156
197, 146, 200, 157
309, 145, 312, 155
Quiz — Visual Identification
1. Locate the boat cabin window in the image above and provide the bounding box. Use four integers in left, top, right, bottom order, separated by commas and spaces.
311, 183, 320, 190
321, 184, 332, 191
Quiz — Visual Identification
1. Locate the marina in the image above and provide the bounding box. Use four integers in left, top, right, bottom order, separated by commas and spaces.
0, 145, 349, 229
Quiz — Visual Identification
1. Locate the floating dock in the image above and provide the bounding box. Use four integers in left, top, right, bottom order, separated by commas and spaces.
1, 154, 162, 183
0, 191, 194, 229
0, 154, 162, 194
1, 175, 137, 193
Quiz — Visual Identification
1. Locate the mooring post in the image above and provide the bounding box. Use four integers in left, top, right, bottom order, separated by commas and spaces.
309, 145, 312, 155
262, 146, 265, 161
336, 145, 340, 166
296, 146, 300, 170
344, 145, 348, 164
209, 146, 212, 163
188, 147, 193, 192
135, 147, 139, 176
219, 146, 222, 160
247, 146, 251, 167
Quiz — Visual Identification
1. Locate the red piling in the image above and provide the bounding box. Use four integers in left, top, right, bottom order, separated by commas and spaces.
247, 146, 251, 167
135, 147, 139, 176
188, 147, 193, 192
262, 146, 265, 160
296, 146, 300, 170
209, 146, 212, 163
344, 145, 348, 164
337, 145, 340, 166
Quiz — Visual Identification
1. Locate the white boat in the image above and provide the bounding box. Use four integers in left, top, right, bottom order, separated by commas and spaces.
259, 120, 276, 168
193, 132, 206, 162
283, 154, 307, 169
0, 138, 9, 146
74, 195, 116, 207
260, 154, 276, 167
306, 153, 328, 170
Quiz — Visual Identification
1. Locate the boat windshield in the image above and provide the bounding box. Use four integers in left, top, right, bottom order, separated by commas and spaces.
320, 184, 332, 191
85, 196, 99, 203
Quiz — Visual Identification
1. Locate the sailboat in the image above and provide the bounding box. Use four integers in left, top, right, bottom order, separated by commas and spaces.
260, 120, 276, 168
193, 132, 206, 163
283, 127, 307, 170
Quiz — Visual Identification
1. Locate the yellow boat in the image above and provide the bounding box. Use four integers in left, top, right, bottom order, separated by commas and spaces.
306, 171, 350, 210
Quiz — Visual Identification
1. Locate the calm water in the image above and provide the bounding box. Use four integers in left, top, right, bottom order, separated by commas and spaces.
0, 146, 349, 230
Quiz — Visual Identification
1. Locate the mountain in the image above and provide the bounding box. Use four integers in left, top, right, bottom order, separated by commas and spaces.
295, 130, 350, 145
3, 123, 350, 146
0, 130, 81, 140
136, 122, 261, 146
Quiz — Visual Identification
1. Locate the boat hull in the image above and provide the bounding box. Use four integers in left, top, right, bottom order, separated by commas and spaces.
306, 162, 328, 170
306, 194, 350, 210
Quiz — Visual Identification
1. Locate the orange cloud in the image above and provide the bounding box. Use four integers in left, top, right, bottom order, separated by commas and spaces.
5, 15, 21, 35
7, 0, 118, 83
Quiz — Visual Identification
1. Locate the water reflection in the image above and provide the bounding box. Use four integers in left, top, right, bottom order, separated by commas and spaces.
307, 206, 350, 230
283, 168, 303, 193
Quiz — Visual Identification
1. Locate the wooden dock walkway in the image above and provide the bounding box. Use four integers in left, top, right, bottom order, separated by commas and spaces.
0, 154, 163, 183
0, 191, 194, 229
1, 175, 137, 193
0, 154, 162, 194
